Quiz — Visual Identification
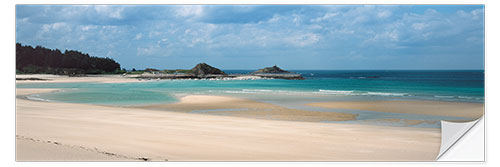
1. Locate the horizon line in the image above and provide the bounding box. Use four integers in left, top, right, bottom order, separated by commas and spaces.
127, 68, 485, 71
222, 69, 485, 70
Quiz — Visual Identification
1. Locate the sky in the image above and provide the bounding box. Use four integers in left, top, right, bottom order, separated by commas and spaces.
15, 5, 484, 70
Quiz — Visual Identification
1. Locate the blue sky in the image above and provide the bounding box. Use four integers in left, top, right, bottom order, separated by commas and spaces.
16, 5, 484, 70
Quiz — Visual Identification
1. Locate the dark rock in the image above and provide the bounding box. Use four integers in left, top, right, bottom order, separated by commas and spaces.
252, 65, 292, 74
138, 157, 150, 161
16, 77, 49, 81
145, 68, 160, 72
190, 63, 226, 76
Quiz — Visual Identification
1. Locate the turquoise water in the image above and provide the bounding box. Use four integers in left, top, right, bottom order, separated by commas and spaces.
17, 70, 484, 128
17, 70, 484, 105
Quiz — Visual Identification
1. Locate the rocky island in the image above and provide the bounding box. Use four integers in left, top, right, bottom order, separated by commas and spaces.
132, 63, 304, 80
252, 65, 291, 74
191, 63, 227, 76
251, 65, 304, 80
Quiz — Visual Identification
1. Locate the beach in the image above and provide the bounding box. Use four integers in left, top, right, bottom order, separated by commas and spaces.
16, 74, 140, 84
16, 87, 443, 161
14, 4, 486, 163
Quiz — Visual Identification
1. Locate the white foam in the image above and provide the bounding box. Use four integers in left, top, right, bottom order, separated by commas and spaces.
222, 76, 267, 80
316, 89, 409, 97
224, 88, 411, 97
365, 92, 406, 96
317, 89, 355, 95
242, 89, 273, 92
26, 95, 53, 102
434, 95, 455, 99
225, 91, 251, 94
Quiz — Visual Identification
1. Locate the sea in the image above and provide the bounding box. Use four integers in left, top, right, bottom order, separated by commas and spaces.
17, 70, 484, 128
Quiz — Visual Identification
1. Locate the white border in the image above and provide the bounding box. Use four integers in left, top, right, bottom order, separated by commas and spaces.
3, 0, 498, 167
10, 0, 489, 5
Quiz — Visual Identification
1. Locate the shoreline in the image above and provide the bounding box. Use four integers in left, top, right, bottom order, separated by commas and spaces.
16, 88, 442, 161
17, 87, 483, 125
16, 74, 141, 84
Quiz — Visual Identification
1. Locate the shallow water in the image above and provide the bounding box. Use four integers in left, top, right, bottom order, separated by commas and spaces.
17, 70, 484, 104
16, 70, 483, 128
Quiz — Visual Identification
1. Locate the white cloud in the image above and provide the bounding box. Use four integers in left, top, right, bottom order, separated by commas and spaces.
81, 25, 98, 31
308, 24, 323, 30
156, 38, 169, 45
18, 17, 29, 23
458, 9, 483, 20
268, 15, 281, 23
471, 8, 483, 19
286, 33, 320, 47
377, 10, 392, 18
311, 13, 338, 22
148, 31, 162, 38
366, 30, 399, 43
41, 22, 70, 33
137, 46, 153, 56
51, 22, 67, 30
412, 23, 428, 30
175, 5, 203, 18
94, 5, 124, 19
292, 14, 304, 26
135, 33, 143, 40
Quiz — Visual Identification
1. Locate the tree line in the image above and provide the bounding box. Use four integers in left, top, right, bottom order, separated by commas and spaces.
16, 43, 123, 75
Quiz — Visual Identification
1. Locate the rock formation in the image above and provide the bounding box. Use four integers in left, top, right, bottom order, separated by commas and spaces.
190, 63, 226, 76
252, 65, 292, 74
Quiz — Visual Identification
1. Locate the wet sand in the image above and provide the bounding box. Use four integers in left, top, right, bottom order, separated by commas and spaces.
139, 95, 358, 122
307, 100, 484, 119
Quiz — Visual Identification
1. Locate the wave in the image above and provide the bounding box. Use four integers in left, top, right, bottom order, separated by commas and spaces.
366, 92, 407, 96
242, 89, 274, 92
458, 96, 475, 99
317, 89, 355, 95
317, 89, 407, 96
25, 95, 53, 102
222, 89, 410, 97
434, 95, 455, 99
211, 89, 483, 102
432, 95, 483, 100
225, 89, 310, 95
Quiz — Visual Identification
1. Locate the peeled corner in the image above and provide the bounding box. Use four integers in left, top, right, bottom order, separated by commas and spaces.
436, 116, 484, 161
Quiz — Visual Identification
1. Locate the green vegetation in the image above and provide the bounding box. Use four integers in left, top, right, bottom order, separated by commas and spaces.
16, 43, 123, 75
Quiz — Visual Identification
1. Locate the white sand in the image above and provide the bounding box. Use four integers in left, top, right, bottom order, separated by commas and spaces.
16, 136, 134, 161
16, 74, 140, 83
16, 88, 441, 161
